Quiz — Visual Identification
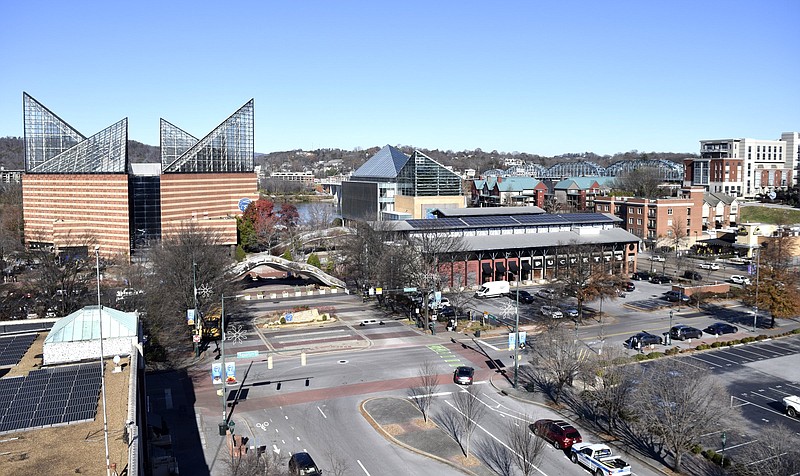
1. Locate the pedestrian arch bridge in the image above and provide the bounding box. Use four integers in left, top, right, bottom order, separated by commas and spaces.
230, 253, 346, 289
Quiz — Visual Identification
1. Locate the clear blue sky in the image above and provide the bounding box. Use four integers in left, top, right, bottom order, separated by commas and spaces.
1, 1, 798, 156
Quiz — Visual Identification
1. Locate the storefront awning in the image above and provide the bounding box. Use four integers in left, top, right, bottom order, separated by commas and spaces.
508, 261, 519, 273
495, 262, 506, 274
521, 261, 532, 271
482, 263, 493, 275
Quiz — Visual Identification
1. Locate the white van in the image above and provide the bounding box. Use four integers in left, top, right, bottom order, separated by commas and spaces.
474, 281, 510, 299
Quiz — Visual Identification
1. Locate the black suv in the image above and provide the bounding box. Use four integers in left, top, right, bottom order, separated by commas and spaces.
624, 331, 662, 348
289, 452, 322, 475
510, 290, 535, 304
631, 271, 651, 281
683, 270, 702, 281
650, 275, 672, 284
669, 325, 703, 340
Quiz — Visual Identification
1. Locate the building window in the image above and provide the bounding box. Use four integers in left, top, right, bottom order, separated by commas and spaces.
667, 219, 673, 226
667, 208, 673, 215
686, 208, 691, 215
637, 218, 642, 225
667, 230, 673, 237
629, 218, 634, 224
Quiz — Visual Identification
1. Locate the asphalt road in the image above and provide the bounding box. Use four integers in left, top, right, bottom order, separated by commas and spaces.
188, 283, 797, 476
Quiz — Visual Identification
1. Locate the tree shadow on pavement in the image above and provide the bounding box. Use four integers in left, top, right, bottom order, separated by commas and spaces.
433, 406, 462, 447
474, 437, 514, 476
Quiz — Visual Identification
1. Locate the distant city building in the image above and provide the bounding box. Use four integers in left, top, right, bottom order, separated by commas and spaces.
684, 132, 799, 198
471, 176, 547, 207
0, 166, 23, 184
270, 171, 315, 183
21, 92, 258, 260
341, 145, 464, 221
552, 177, 614, 212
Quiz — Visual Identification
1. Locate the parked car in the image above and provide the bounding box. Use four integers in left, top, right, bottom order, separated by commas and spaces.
624, 331, 662, 348
531, 419, 583, 449
669, 324, 703, 340
649, 255, 666, 262
631, 271, 651, 281
428, 296, 451, 310
561, 307, 579, 319
664, 290, 690, 302
288, 452, 322, 476
730, 275, 752, 285
683, 270, 702, 281
703, 322, 739, 336
623, 281, 636, 292
453, 366, 474, 385
698, 262, 720, 270
540, 305, 563, 319
536, 288, 559, 300
649, 275, 672, 284
510, 290, 535, 304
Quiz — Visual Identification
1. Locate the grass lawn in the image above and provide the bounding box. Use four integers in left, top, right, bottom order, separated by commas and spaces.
740, 205, 800, 225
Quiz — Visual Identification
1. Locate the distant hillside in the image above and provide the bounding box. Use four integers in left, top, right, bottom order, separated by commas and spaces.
0, 137, 160, 169
1, 136, 696, 175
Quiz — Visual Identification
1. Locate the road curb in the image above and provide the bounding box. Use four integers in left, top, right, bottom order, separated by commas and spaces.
359, 397, 480, 476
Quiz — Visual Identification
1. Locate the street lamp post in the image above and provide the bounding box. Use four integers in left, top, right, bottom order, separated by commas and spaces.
192, 262, 199, 357
514, 284, 520, 389
752, 248, 760, 332
669, 309, 674, 330
94, 246, 111, 476
219, 294, 242, 427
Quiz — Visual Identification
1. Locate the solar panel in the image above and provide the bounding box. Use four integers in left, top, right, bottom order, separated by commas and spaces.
0, 334, 37, 366
461, 216, 517, 226
0, 362, 101, 434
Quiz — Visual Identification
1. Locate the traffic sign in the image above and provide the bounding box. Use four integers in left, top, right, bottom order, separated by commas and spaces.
192, 334, 201, 343
403, 287, 417, 293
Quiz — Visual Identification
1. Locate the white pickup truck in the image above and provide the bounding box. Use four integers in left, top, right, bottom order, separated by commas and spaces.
784, 395, 800, 417
570, 443, 631, 476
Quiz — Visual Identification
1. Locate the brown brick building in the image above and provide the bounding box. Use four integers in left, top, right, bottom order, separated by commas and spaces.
21, 93, 258, 261
594, 187, 705, 249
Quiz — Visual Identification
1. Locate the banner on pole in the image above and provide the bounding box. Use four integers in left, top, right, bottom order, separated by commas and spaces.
211, 363, 222, 385
225, 361, 237, 385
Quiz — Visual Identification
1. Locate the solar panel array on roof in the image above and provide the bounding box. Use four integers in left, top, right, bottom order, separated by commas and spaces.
406, 212, 615, 230
462, 216, 517, 226
406, 217, 465, 229
0, 362, 102, 434
0, 334, 37, 366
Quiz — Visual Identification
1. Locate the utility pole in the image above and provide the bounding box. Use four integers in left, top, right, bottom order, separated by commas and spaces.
514, 282, 520, 389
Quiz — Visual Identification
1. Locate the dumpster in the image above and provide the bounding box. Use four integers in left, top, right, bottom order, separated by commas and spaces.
475, 329, 481, 338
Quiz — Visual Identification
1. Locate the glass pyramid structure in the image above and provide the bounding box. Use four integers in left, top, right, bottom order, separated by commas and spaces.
160, 99, 254, 173
23, 93, 128, 174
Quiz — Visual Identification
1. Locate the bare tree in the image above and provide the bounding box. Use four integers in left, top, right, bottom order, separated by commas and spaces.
527, 326, 590, 404
452, 385, 487, 458
582, 348, 639, 433
611, 167, 664, 199
224, 449, 288, 476
509, 416, 546, 476
142, 221, 239, 365
323, 449, 349, 476
408, 360, 440, 423
732, 424, 800, 476
629, 360, 729, 473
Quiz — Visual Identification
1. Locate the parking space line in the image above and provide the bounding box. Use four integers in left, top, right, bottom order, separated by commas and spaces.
702, 351, 751, 366
730, 347, 775, 359
688, 355, 722, 368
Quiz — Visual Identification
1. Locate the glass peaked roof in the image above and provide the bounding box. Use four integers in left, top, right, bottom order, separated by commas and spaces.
160, 119, 199, 168
161, 99, 254, 173
24, 92, 128, 174
23, 93, 88, 172
352, 145, 410, 180
29, 118, 128, 173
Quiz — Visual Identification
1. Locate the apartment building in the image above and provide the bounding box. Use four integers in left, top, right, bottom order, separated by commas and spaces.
594, 187, 705, 249
684, 132, 799, 198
